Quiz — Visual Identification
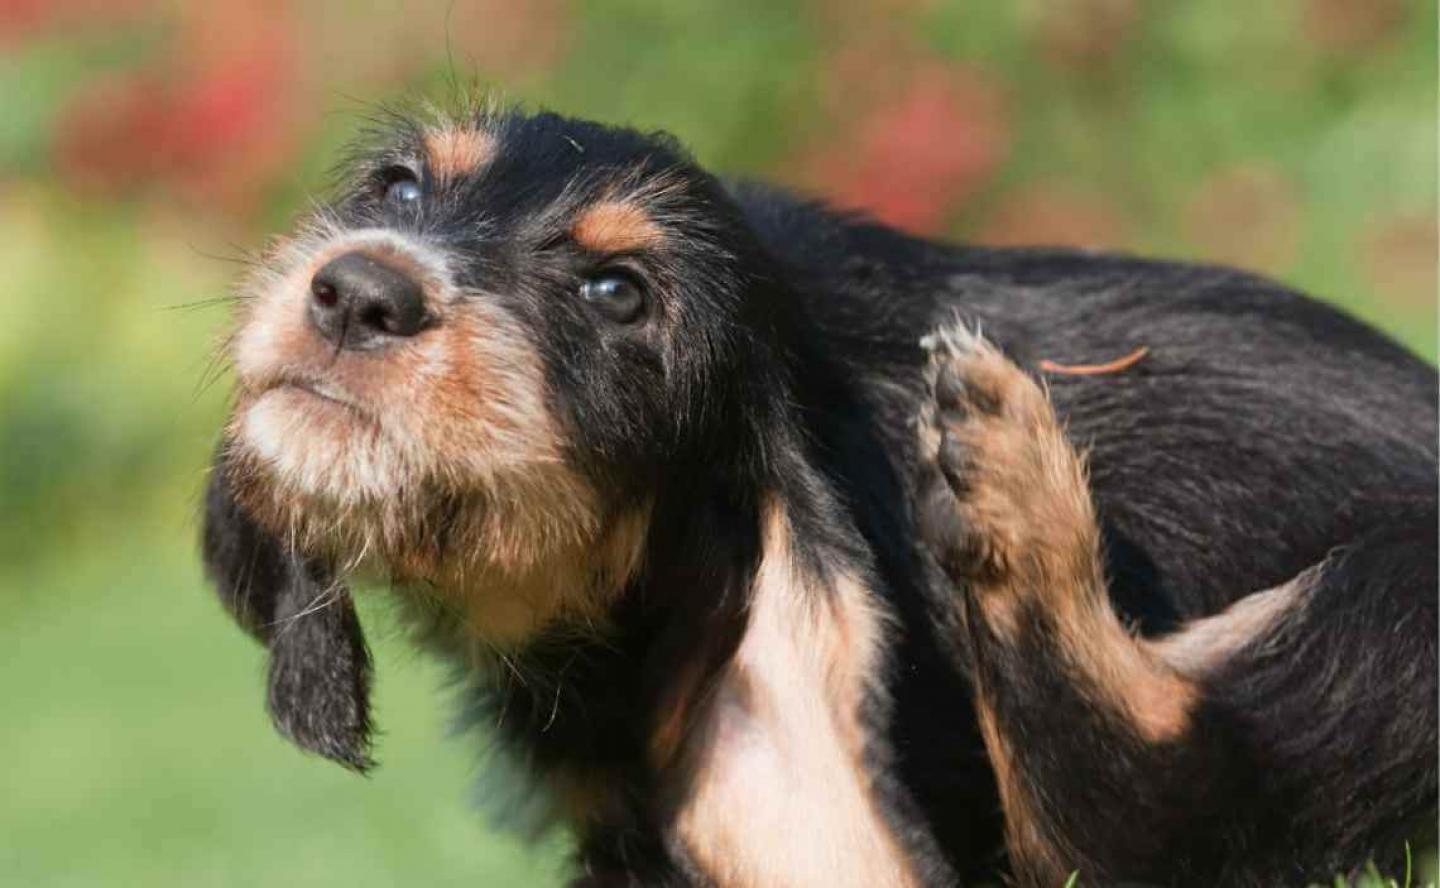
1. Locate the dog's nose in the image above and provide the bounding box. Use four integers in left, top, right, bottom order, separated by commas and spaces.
308, 252, 430, 349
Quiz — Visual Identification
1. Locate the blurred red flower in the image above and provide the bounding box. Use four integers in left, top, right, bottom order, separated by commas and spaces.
803, 61, 1010, 234
49, 3, 303, 213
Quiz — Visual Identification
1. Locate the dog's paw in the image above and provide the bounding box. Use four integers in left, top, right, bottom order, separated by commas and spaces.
917, 323, 1097, 594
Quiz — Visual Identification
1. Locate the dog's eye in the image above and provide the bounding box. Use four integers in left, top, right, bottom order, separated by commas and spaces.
379, 168, 422, 206
579, 271, 645, 323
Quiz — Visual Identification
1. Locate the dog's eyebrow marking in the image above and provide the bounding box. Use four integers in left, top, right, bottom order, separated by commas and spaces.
423, 127, 497, 180
571, 200, 665, 254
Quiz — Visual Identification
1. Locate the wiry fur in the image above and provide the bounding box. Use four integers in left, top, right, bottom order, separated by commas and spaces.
201, 106, 1437, 886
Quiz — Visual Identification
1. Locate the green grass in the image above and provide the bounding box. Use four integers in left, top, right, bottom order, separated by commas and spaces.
0, 532, 568, 886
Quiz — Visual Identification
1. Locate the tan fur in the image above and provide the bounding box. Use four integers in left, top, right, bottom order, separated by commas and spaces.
226, 225, 645, 647
974, 700, 1069, 885
673, 500, 916, 888
398, 501, 651, 648
1148, 568, 1314, 677
921, 325, 1195, 744
423, 126, 496, 180
572, 200, 665, 254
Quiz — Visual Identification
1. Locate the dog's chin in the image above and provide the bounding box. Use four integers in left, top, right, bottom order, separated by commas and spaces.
224, 384, 438, 574
222, 427, 634, 648
236, 382, 410, 505
226, 386, 607, 584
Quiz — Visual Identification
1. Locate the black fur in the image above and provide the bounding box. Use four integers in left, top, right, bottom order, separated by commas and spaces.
203, 465, 374, 771
201, 107, 1437, 885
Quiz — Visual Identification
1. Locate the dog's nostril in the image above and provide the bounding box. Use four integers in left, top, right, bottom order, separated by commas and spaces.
359, 302, 392, 333
311, 279, 340, 308
307, 251, 431, 349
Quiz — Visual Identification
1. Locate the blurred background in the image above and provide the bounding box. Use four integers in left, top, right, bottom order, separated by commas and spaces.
2, 1, 1434, 884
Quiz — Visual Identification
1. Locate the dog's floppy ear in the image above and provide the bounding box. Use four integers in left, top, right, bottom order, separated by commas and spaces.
202, 459, 375, 772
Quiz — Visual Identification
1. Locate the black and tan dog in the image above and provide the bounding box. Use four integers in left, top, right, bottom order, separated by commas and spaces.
202, 106, 1437, 886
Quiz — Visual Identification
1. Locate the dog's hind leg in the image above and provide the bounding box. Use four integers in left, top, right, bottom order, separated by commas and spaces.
915, 324, 1437, 887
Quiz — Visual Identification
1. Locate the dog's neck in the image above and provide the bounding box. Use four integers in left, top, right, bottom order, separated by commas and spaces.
430, 306, 938, 880
446, 455, 921, 883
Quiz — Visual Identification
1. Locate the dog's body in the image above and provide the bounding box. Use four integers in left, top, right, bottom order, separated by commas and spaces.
202, 109, 1437, 886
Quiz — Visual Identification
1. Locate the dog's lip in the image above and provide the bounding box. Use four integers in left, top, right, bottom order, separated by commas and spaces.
263, 376, 373, 419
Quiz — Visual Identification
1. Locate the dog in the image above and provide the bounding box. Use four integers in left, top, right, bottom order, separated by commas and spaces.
202, 106, 1437, 886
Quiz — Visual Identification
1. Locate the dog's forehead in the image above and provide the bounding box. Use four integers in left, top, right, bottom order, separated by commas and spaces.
405, 115, 687, 217
326, 112, 702, 267
421, 125, 498, 182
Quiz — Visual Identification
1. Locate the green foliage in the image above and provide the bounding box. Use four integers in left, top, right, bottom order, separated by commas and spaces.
1311, 844, 1438, 888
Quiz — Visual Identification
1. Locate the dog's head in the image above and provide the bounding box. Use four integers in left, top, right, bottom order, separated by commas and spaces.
203, 108, 790, 769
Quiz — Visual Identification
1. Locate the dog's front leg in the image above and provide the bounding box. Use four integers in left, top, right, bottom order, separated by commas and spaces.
916, 324, 1436, 887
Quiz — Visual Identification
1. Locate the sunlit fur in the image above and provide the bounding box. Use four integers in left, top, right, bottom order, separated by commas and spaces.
675, 497, 915, 888
227, 221, 611, 643
218, 113, 732, 646
916, 317, 1435, 885
203, 106, 1437, 887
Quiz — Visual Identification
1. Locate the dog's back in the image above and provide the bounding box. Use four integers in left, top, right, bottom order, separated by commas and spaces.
732, 181, 1437, 882
733, 179, 1436, 618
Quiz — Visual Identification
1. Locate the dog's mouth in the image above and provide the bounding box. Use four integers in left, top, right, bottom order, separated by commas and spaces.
254, 374, 380, 425
233, 370, 396, 499
225, 228, 581, 543
268, 376, 366, 411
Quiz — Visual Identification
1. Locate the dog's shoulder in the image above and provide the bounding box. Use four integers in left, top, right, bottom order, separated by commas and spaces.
725, 177, 1436, 628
